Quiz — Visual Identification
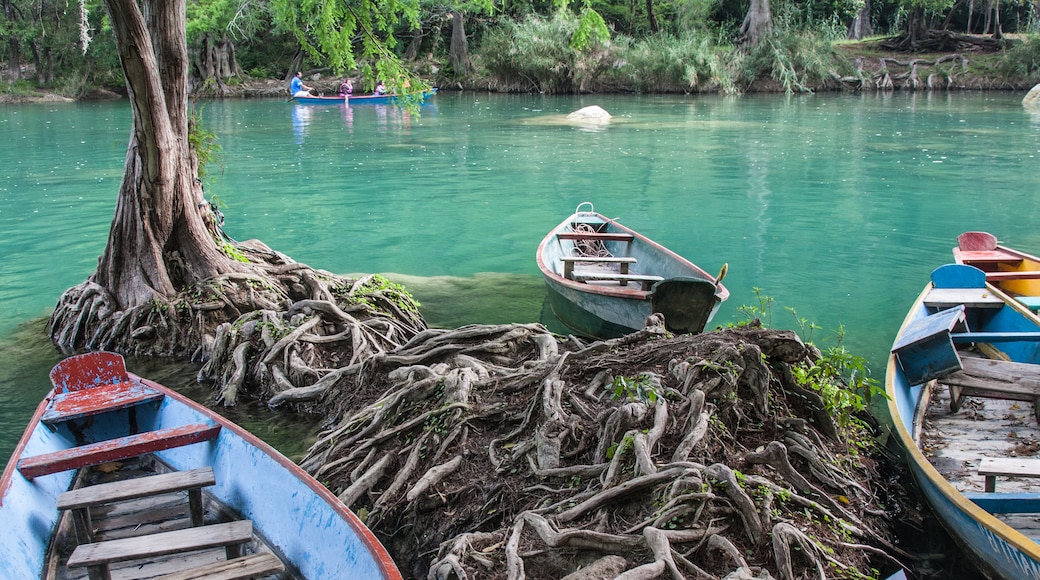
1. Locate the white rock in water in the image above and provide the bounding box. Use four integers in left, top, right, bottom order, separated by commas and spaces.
567, 105, 611, 123
1024, 83, 1040, 107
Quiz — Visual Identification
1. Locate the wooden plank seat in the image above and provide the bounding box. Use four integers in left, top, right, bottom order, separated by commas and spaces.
153, 552, 285, 580
42, 381, 164, 426
557, 232, 634, 242
951, 332, 1040, 343
986, 271, 1040, 281
58, 467, 216, 543
964, 491, 1040, 513
942, 357, 1040, 423
923, 287, 1005, 309
953, 248, 1023, 266
573, 272, 664, 291
1017, 296, 1040, 312
978, 457, 1040, 492
17, 423, 221, 479
67, 520, 253, 580
560, 256, 636, 279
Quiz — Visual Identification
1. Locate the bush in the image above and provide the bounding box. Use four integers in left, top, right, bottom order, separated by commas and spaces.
622, 33, 736, 93
480, 12, 621, 93
740, 29, 851, 93
999, 34, 1040, 82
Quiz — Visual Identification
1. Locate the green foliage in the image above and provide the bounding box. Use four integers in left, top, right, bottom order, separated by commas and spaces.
791, 345, 885, 429
480, 12, 620, 92
572, 1, 611, 49
624, 33, 735, 93
607, 374, 660, 405
217, 239, 251, 263
741, 29, 852, 93
188, 107, 222, 181
729, 287, 775, 328
999, 34, 1040, 81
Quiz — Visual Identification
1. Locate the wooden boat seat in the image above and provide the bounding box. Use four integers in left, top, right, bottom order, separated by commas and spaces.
58, 467, 216, 543
41, 381, 164, 427
573, 272, 664, 291
892, 305, 968, 385
16, 423, 221, 479
153, 551, 285, 580
953, 248, 1023, 267
560, 256, 636, 279
67, 519, 253, 580
978, 457, 1040, 492
557, 232, 634, 242
986, 271, 1040, 281
1018, 296, 1040, 312
942, 357, 1040, 423
923, 288, 1005, 309
964, 491, 1040, 513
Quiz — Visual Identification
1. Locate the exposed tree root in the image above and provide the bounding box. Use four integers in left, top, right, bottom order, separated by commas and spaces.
49, 238, 901, 578
294, 317, 901, 579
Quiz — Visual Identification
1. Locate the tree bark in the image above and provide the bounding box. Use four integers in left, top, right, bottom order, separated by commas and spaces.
95, 0, 238, 311
847, 0, 873, 39
448, 12, 473, 76
645, 0, 659, 33
738, 0, 773, 47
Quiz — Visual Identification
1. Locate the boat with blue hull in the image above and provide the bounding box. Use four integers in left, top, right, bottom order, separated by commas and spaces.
536, 203, 728, 339
0, 351, 402, 579
292, 88, 437, 105
887, 263, 1040, 579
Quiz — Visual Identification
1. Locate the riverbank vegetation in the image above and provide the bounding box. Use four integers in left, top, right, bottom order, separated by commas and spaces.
4, 0, 1040, 101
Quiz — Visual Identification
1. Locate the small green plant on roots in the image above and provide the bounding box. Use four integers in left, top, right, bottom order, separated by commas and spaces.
606, 373, 660, 405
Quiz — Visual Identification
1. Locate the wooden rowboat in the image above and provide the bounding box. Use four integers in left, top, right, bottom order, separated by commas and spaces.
954, 230, 1040, 312
292, 88, 437, 106
887, 263, 1040, 578
536, 202, 728, 339
0, 351, 402, 579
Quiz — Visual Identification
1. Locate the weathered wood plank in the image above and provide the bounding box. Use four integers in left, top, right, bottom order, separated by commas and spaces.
987, 271, 1040, 281
42, 381, 164, 426
152, 552, 285, 580
59, 468, 215, 543
17, 424, 221, 479
978, 457, 1040, 492
965, 492, 1040, 513
573, 272, 664, 291
954, 249, 1022, 265
923, 288, 1005, 309
943, 357, 1040, 422
952, 332, 1040, 343
67, 520, 252, 568
561, 256, 635, 278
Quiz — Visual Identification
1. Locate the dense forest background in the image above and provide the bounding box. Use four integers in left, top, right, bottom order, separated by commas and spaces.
4, 0, 1040, 98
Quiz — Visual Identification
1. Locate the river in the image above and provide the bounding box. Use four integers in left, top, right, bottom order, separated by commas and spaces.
3, 91, 1039, 490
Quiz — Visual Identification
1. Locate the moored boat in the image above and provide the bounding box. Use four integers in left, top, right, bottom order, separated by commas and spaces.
887, 263, 1040, 578
0, 351, 402, 579
953, 231, 1040, 311
292, 88, 437, 105
536, 202, 728, 339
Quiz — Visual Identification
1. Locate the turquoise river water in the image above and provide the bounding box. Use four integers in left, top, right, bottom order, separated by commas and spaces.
3, 91, 1040, 482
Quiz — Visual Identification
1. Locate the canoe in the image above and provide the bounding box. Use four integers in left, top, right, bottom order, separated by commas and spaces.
292, 88, 437, 105
536, 202, 729, 339
886, 263, 1040, 578
0, 351, 402, 579
954, 231, 1040, 311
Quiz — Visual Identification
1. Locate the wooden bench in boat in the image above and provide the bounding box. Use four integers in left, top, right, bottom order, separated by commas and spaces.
560, 256, 636, 279
953, 248, 1023, 267
16, 423, 221, 479
573, 272, 664, 291
965, 491, 1040, 513
67, 520, 253, 580
42, 381, 164, 426
951, 332, 1040, 343
58, 467, 216, 543
1018, 296, 1040, 312
153, 551, 285, 580
943, 357, 1040, 423
986, 271, 1040, 281
923, 288, 1005, 309
978, 457, 1040, 492
557, 232, 634, 242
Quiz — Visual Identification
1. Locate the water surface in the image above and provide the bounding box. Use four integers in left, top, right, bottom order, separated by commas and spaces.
3, 91, 1040, 466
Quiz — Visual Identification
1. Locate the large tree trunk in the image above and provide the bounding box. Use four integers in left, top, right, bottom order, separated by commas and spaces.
645, 0, 659, 33
96, 0, 238, 311
738, 0, 773, 47
847, 0, 873, 39
448, 12, 473, 76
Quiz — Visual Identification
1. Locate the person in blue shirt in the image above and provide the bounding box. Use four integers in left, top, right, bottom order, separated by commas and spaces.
290, 72, 313, 97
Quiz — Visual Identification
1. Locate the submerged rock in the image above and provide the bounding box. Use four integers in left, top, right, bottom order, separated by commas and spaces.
566, 105, 612, 124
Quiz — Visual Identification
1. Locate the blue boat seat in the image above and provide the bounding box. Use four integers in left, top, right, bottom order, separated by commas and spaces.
892, 304, 967, 385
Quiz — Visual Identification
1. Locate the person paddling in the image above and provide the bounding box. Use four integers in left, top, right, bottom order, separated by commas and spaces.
290, 72, 313, 98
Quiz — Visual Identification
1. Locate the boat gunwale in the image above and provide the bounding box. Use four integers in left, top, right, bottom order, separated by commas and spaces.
884, 282, 1040, 572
